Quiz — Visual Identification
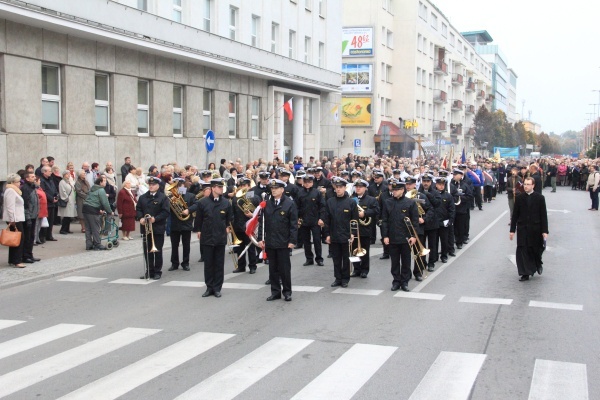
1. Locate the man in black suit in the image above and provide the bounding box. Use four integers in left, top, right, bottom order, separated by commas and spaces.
509, 177, 549, 281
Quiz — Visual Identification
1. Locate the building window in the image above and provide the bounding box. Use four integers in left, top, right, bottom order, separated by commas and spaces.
386, 99, 391, 117
383, 0, 393, 13
381, 26, 386, 45
172, 0, 182, 22
449, 32, 455, 47
380, 97, 385, 116
173, 85, 183, 137
228, 93, 237, 138
229, 6, 238, 40
305, 0, 312, 11
95, 73, 109, 134
430, 13, 437, 30
271, 22, 279, 53
251, 15, 260, 47
251, 97, 260, 139
289, 29, 296, 58
417, 67, 422, 85
318, 0, 326, 17
318, 42, 325, 68
386, 29, 393, 48
203, 89, 211, 135
441, 23, 447, 37
137, 80, 149, 135
418, 1, 428, 21
423, 37, 427, 55
137, 0, 147, 11
417, 34, 422, 52
202, 0, 211, 31
386, 64, 392, 83
304, 36, 311, 63
42, 64, 60, 132
416, 100, 420, 117
382, 63, 386, 82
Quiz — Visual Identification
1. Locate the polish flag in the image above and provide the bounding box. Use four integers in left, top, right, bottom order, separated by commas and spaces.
283, 98, 294, 121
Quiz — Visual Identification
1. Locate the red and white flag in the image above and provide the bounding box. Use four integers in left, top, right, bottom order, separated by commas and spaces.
283, 98, 294, 121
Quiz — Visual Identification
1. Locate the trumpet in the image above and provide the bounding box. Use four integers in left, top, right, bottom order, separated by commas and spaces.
405, 189, 426, 217
403, 217, 429, 279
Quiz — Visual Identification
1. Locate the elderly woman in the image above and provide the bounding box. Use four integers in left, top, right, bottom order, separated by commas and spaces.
57, 170, 76, 234
135, 167, 148, 196
66, 162, 76, 183
124, 165, 139, 195
74, 170, 90, 233
82, 175, 113, 250
117, 180, 137, 240
3, 173, 26, 267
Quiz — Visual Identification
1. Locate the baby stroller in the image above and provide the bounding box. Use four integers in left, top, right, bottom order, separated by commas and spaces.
100, 214, 120, 250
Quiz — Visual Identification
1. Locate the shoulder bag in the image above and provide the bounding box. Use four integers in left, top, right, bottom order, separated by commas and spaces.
0, 225, 22, 247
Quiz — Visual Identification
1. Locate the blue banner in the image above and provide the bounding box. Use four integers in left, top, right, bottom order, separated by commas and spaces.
493, 146, 519, 159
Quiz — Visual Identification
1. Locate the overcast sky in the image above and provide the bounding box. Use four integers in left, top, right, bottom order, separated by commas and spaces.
434, 0, 600, 135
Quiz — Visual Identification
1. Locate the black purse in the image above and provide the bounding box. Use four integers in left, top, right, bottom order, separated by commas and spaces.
58, 185, 72, 207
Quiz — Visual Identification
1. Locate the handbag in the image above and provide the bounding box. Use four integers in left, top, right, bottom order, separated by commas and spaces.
0, 225, 22, 247
58, 185, 73, 207
41, 217, 49, 228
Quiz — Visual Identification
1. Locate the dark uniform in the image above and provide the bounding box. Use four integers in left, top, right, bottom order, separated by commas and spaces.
434, 178, 455, 264
136, 184, 170, 279
406, 179, 434, 280
324, 179, 359, 287
232, 181, 258, 273
451, 170, 473, 248
193, 184, 234, 296
297, 178, 326, 265
418, 176, 441, 272
350, 182, 379, 277
168, 185, 198, 271
378, 185, 393, 259
259, 181, 298, 300
368, 174, 386, 244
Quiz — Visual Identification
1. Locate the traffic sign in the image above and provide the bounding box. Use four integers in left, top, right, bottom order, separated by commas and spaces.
354, 139, 362, 148
205, 130, 215, 153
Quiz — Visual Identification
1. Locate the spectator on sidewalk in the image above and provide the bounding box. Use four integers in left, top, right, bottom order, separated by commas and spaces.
35, 157, 49, 177
40, 166, 58, 241
74, 170, 90, 233
117, 180, 137, 240
66, 162, 76, 183
120, 156, 132, 183
82, 175, 113, 250
3, 173, 26, 268
34, 176, 48, 244
124, 165, 139, 196
58, 170, 76, 234
586, 164, 600, 211
51, 165, 63, 226
21, 171, 40, 264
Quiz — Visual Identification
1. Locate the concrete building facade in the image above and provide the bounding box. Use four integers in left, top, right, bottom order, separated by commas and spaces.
0, 0, 342, 179
341, 0, 492, 158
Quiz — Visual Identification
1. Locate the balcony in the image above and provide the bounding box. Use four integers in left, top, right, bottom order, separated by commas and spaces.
466, 127, 476, 136
450, 123, 462, 135
433, 89, 447, 104
476, 90, 485, 99
433, 120, 447, 132
465, 81, 475, 92
434, 60, 448, 75
485, 94, 494, 104
451, 99, 463, 111
451, 73, 464, 85
465, 104, 475, 114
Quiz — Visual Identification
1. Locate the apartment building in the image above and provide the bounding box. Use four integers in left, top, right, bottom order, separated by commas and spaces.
0, 0, 342, 178
342, 0, 492, 158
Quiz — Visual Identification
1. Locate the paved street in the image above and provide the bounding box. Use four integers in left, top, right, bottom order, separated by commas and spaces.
0, 186, 598, 399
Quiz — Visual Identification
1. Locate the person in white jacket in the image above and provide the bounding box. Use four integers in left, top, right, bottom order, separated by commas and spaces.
3, 173, 26, 267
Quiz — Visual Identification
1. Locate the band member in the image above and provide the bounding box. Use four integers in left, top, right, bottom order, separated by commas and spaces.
280, 169, 298, 201
324, 177, 359, 288
350, 179, 379, 278
196, 181, 212, 263
253, 171, 272, 198
434, 177, 455, 265
231, 177, 258, 274
404, 177, 434, 281
440, 170, 457, 257
419, 174, 441, 272
368, 169, 386, 244
294, 171, 305, 249
169, 178, 198, 271
506, 166, 523, 222
258, 179, 298, 301
378, 179, 394, 259
136, 177, 170, 280
510, 177, 549, 281
297, 174, 326, 266
382, 180, 418, 292
451, 169, 473, 249
193, 178, 234, 298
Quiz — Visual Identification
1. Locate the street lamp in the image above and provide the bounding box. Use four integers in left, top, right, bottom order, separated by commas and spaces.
596, 135, 599, 159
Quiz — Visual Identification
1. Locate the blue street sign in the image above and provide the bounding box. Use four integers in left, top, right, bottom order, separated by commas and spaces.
205, 130, 215, 153
354, 139, 361, 148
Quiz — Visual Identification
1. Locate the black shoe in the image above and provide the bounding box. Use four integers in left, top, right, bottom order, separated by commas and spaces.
249, 269, 256, 274
284, 295, 292, 302
59, 231, 68, 235
35, 240, 43, 245
303, 260, 314, 266
182, 265, 190, 271
441, 256, 448, 263
327, 254, 332, 258
463, 239, 469, 244
391, 283, 400, 291
32, 257, 41, 262
350, 271, 360, 277
360, 272, 368, 278
86, 246, 93, 250
202, 290, 214, 297
379, 254, 390, 259
22, 258, 35, 264
140, 274, 149, 279
94, 245, 107, 250
400, 285, 410, 292
519, 275, 529, 281
316, 261, 324, 266
265, 279, 271, 285
479, 207, 483, 211
264, 259, 269, 264
232, 268, 245, 273
427, 265, 435, 272
198, 258, 204, 262
370, 239, 376, 245
47, 238, 57, 241
456, 244, 463, 249
537, 266, 543, 275
470, 207, 475, 210
331, 281, 342, 287
341, 282, 348, 288
267, 294, 281, 301
168, 265, 178, 271
214, 291, 221, 298
153, 273, 161, 280
449, 252, 456, 257
414, 275, 423, 282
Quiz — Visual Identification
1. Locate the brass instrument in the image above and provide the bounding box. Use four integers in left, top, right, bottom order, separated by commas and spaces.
144, 214, 158, 253
455, 188, 462, 206
403, 217, 429, 279
235, 187, 256, 214
229, 223, 242, 246
356, 204, 372, 226
227, 223, 241, 269
195, 191, 205, 200
166, 182, 190, 221
406, 189, 426, 217
348, 220, 366, 266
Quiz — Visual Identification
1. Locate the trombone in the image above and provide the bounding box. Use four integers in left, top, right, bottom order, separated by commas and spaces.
228, 223, 242, 269
141, 214, 158, 281
348, 220, 367, 266
403, 217, 429, 279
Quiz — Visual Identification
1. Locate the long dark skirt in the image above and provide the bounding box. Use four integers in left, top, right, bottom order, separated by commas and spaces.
515, 245, 543, 276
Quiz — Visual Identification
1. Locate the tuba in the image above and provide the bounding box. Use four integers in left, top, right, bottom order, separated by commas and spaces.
405, 189, 426, 217
166, 182, 190, 221
235, 187, 256, 214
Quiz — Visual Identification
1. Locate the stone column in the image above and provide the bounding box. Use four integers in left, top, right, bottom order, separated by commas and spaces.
292, 96, 304, 159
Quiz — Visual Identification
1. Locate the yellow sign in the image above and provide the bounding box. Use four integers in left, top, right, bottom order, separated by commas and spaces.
341, 97, 372, 126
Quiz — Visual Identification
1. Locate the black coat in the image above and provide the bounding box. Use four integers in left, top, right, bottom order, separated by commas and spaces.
510, 192, 549, 247
283, 183, 299, 202
351, 193, 379, 237
451, 179, 473, 215
40, 175, 58, 209
297, 186, 326, 227
135, 191, 170, 235
418, 186, 440, 231
193, 195, 234, 246
531, 172, 543, 194
258, 196, 298, 248
381, 196, 419, 244
323, 193, 359, 243
368, 180, 387, 199
169, 192, 198, 232
315, 177, 333, 199
378, 189, 393, 220
435, 190, 455, 227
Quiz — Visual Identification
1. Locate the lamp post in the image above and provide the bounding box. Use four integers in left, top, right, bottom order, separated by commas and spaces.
593, 90, 600, 147
586, 113, 594, 150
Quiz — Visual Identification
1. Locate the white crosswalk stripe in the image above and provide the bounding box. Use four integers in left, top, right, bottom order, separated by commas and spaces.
0, 327, 160, 398
0, 320, 25, 331
528, 359, 588, 400
175, 337, 313, 400
59, 332, 234, 400
291, 343, 396, 400
0, 323, 93, 361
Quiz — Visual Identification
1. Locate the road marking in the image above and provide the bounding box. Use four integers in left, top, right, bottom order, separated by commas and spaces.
59, 332, 234, 400
0, 320, 25, 331
332, 288, 383, 296
528, 359, 588, 400
58, 276, 107, 283
162, 281, 206, 288
408, 351, 486, 400
293, 286, 323, 292
291, 343, 396, 400
413, 210, 508, 293
0, 327, 160, 398
368, 247, 384, 257
109, 278, 156, 285
529, 301, 583, 311
459, 296, 513, 305
222, 282, 265, 290
547, 209, 571, 214
175, 337, 313, 400
394, 292, 445, 300
0, 323, 93, 361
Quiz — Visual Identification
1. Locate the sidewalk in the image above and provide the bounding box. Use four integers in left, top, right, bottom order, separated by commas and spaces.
0, 221, 198, 290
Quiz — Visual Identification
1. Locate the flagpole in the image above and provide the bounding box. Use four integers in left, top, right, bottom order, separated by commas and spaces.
264, 97, 292, 121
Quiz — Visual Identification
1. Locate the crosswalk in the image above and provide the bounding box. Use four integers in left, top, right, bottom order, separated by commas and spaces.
0, 320, 590, 399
